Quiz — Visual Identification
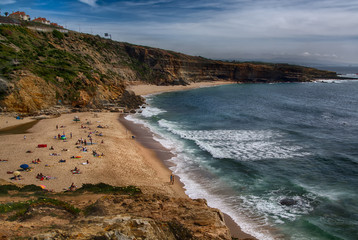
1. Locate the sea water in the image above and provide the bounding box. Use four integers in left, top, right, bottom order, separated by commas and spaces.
126, 80, 358, 240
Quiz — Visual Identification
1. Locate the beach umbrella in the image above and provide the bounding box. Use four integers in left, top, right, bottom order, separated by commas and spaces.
20, 164, 29, 170
13, 171, 21, 176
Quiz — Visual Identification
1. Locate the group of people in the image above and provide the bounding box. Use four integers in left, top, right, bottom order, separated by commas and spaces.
76, 138, 92, 145
36, 173, 47, 181
92, 150, 104, 157
32, 158, 41, 164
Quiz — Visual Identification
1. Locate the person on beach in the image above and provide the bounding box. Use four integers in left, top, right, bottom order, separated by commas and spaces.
170, 174, 175, 185
23, 135, 26, 140
69, 182, 77, 191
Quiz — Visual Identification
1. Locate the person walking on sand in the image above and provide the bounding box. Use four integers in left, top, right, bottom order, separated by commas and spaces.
170, 174, 175, 185
23, 135, 26, 140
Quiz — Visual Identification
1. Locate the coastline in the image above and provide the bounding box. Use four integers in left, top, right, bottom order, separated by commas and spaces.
0, 81, 256, 239
120, 115, 257, 240
123, 81, 257, 239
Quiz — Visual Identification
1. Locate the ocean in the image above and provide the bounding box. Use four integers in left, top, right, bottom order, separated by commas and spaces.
126, 79, 358, 240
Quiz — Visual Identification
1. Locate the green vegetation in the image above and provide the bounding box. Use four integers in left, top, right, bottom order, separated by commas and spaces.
0, 184, 43, 195
0, 26, 91, 80
0, 25, 106, 104
0, 197, 80, 221
52, 29, 64, 40
76, 183, 141, 195
0, 183, 141, 221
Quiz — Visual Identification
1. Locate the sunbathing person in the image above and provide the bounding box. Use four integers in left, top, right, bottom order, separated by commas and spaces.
71, 167, 80, 174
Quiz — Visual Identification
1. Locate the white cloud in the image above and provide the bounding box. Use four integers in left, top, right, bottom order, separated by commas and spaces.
78, 0, 97, 7
29, 0, 358, 64
0, 0, 16, 5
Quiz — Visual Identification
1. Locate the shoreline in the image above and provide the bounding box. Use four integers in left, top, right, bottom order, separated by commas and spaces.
0, 81, 256, 239
120, 114, 257, 239
122, 81, 257, 239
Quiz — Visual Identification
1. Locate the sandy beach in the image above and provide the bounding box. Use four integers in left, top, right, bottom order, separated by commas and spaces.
127, 80, 235, 96
0, 81, 255, 239
0, 112, 185, 198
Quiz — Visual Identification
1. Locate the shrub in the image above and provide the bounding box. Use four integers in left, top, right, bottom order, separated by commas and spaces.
52, 29, 64, 40
76, 183, 141, 195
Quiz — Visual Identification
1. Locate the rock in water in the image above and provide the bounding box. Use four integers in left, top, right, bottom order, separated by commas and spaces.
280, 198, 297, 206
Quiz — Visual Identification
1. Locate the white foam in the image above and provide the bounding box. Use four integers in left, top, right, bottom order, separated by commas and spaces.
125, 117, 308, 239
124, 114, 147, 126
295, 182, 346, 202
140, 106, 166, 118
157, 122, 309, 161
169, 153, 276, 240
243, 193, 315, 223
338, 74, 358, 79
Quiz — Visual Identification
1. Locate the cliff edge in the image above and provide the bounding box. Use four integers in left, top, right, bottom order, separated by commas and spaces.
0, 25, 337, 113
0, 183, 236, 240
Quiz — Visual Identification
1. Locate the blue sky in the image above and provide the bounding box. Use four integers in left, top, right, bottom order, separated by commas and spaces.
1, 0, 358, 65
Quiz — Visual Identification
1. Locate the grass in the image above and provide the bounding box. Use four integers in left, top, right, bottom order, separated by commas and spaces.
0, 197, 81, 221
0, 183, 141, 221
0, 184, 43, 195
75, 183, 142, 195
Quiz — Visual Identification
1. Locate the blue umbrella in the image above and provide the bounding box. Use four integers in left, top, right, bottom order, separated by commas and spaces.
20, 164, 29, 170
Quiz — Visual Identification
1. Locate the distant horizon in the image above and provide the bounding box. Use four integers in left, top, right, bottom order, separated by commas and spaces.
1, 0, 358, 66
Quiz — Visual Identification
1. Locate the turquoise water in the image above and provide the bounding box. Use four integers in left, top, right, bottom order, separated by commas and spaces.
127, 80, 358, 240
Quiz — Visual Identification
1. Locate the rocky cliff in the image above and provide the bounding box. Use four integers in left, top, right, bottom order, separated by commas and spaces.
0, 25, 337, 113
0, 183, 234, 240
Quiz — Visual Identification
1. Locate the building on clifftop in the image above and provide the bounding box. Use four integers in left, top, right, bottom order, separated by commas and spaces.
9, 11, 30, 21
32, 17, 51, 25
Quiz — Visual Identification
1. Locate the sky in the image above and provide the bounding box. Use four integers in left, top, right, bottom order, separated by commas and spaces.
1, 0, 358, 66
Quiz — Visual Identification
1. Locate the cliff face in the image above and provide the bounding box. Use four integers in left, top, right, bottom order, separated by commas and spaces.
0, 191, 232, 240
124, 45, 337, 84
0, 25, 337, 112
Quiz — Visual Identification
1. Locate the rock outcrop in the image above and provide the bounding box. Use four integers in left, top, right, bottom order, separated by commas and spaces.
0, 193, 233, 240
